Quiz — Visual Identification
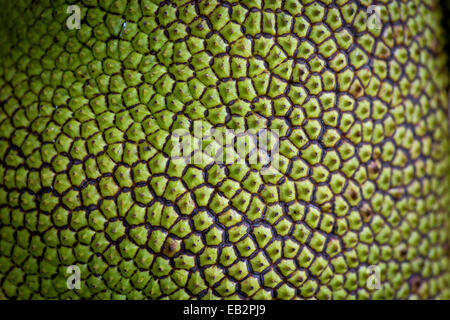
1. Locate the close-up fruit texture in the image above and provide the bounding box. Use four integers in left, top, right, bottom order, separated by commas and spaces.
0, 0, 449, 300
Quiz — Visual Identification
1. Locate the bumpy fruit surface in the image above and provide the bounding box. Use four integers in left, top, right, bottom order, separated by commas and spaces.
0, 0, 449, 300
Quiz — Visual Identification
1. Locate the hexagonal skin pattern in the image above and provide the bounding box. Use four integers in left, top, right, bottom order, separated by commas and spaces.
0, 0, 449, 300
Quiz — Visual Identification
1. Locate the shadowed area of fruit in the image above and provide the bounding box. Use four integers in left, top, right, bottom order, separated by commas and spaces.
0, 0, 449, 300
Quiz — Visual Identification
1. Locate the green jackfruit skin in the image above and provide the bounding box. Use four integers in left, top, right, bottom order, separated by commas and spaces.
0, 0, 449, 300
440, 0, 450, 69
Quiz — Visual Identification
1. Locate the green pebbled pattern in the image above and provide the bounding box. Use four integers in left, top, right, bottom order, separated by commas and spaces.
0, 0, 449, 300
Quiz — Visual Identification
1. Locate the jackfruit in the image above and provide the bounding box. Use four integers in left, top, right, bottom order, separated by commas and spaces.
0, 0, 449, 300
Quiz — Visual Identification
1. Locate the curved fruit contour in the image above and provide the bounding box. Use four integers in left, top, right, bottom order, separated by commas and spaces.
0, 0, 449, 300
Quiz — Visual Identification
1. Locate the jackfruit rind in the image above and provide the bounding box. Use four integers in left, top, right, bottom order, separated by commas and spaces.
0, 0, 449, 300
